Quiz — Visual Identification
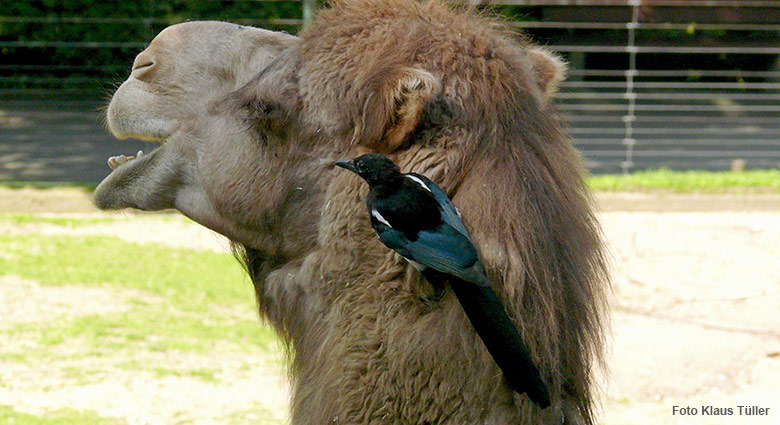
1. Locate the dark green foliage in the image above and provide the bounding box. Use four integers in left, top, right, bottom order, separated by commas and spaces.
0, 0, 303, 90
3, 1, 777, 90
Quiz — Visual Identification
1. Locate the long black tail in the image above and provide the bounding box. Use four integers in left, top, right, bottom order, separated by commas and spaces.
447, 276, 551, 408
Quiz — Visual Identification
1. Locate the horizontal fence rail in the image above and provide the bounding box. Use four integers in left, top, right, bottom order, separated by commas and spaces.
499, 0, 780, 172
1, 0, 779, 174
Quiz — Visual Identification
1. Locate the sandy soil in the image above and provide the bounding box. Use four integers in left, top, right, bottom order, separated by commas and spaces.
0, 276, 151, 331
1, 189, 778, 424
598, 210, 780, 425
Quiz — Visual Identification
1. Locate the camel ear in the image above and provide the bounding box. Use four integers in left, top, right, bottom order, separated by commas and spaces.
356, 67, 440, 152
528, 48, 567, 97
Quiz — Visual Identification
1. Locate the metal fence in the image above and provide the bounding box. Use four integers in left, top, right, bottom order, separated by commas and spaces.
2, 0, 779, 175
508, 0, 780, 173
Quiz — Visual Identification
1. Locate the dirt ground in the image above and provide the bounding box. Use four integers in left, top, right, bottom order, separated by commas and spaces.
1, 188, 778, 424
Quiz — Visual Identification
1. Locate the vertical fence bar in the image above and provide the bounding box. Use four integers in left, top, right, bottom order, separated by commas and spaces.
621, 1, 639, 174
302, 0, 316, 26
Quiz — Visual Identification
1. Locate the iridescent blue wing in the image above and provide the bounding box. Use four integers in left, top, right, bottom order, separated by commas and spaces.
372, 215, 490, 286
406, 173, 471, 239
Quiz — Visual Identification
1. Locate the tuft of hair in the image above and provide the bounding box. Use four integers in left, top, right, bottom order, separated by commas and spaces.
527, 47, 568, 96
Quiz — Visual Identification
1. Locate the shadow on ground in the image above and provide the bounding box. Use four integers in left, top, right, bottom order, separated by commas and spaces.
1, 94, 147, 184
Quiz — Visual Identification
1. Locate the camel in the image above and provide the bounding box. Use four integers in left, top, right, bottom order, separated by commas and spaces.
94, 2, 609, 424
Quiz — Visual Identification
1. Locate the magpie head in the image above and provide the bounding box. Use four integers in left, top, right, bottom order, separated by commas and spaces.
335, 153, 402, 187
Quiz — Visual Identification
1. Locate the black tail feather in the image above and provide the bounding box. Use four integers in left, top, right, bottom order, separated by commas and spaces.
445, 275, 551, 408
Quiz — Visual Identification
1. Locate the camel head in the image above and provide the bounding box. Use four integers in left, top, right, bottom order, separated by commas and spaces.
94, 22, 313, 258
93, 8, 607, 424
106, 21, 297, 141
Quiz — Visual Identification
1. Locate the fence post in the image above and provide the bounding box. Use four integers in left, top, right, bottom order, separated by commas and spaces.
620, 0, 640, 175
303, 0, 316, 26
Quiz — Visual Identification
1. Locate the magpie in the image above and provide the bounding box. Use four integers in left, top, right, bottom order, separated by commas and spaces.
335, 153, 551, 409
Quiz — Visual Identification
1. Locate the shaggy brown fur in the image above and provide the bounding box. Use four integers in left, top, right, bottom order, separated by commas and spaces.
236, 1, 609, 424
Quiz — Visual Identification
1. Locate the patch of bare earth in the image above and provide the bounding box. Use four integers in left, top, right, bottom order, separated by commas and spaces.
0, 187, 97, 214
0, 342, 289, 425
0, 276, 146, 331
0, 214, 230, 252
0, 187, 230, 252
598, 211, 780, 425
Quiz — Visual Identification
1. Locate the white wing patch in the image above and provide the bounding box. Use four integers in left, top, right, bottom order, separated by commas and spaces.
406, 175, 432, 193
402, 256, 426, 271
371, 209, 392, 228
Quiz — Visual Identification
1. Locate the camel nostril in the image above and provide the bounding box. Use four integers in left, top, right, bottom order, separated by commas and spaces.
133, 61, 154, 71
131, 60, 155, 78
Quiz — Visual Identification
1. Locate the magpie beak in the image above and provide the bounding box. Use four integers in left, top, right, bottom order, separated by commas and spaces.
334, 159, 358, 173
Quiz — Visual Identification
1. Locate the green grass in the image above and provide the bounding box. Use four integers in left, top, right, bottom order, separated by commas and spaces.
588, 169, 780, 193
0, 233, 249, 306
219, 406, 287, 425
0, 214, 288, 424
13, 307, 274, 354
0, 181, 96, 191
0, 231, 278, 353
113, 360, 222, 382
0, 217, 280, 386
0, 404, 120, 425
0, 213, 119, 227
147, 366, 219, 382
